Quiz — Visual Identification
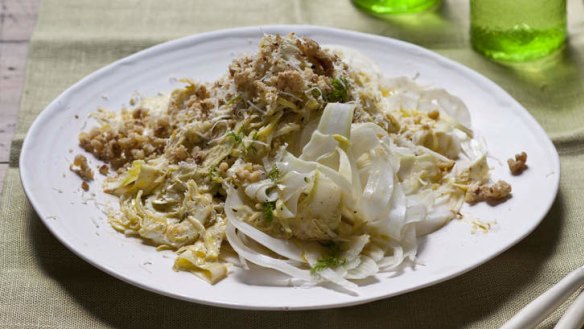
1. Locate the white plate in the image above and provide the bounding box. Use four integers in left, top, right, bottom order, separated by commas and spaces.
20, 25, 560, 310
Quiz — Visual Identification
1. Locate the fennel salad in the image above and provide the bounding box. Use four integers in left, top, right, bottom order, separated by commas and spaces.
74, 33, 510, 293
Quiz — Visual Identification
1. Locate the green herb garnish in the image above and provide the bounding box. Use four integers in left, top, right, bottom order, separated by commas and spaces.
310, 241, 346, 274
267, 166, 279, 181
311, 256, 346, 274
325, 77, 350, 103
262, 201, 276, 223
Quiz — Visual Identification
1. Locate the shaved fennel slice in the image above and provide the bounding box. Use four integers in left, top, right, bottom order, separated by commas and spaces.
461, 137, 487, 161
278, 152, 353, 202
225, 222, 312, 282
346, 256, 379, 280
359, 155, 395, 229
244, 179, 278, 203
315, 103, 354, 137
457, 137, 490, 184
225, 186, 305, 263
277, 170, 314, 217
385, 179, 409, 240
342, 234, 371, 264
300, 102, 355, 162
377, 225, 417, 272
300, 131, 338, 163
292, 171, 342, 240
350, 123, 387, 158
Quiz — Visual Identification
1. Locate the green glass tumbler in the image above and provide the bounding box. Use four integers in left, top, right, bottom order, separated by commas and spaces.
352, 0, 440, 14
470, 0, 567, 62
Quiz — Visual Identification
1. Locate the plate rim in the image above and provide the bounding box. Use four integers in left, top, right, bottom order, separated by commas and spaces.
19, 24, 561, 310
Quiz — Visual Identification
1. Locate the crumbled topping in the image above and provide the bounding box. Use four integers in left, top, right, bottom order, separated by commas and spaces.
98, 164, 109, 176
465, 180, 512, 204
508, 152, 528, 175
79, 108, 167, 169
70, 154, 94, 181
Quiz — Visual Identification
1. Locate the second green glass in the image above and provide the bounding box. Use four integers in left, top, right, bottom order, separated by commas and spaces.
470, 0, 567, 62
352, 0, 440, 14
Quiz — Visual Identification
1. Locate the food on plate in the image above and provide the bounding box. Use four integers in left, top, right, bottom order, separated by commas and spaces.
75, 33, 512, 292
99, 164, 109, 176
70, 154, 94, 181
70, 154, 94, 191
508, 151, 528, 175
465, 180, 512, 204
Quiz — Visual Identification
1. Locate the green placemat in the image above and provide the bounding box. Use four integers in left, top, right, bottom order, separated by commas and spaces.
2, 0, 584, 328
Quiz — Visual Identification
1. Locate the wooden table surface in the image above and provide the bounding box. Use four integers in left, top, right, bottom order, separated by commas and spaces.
0, 0, 40, 198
